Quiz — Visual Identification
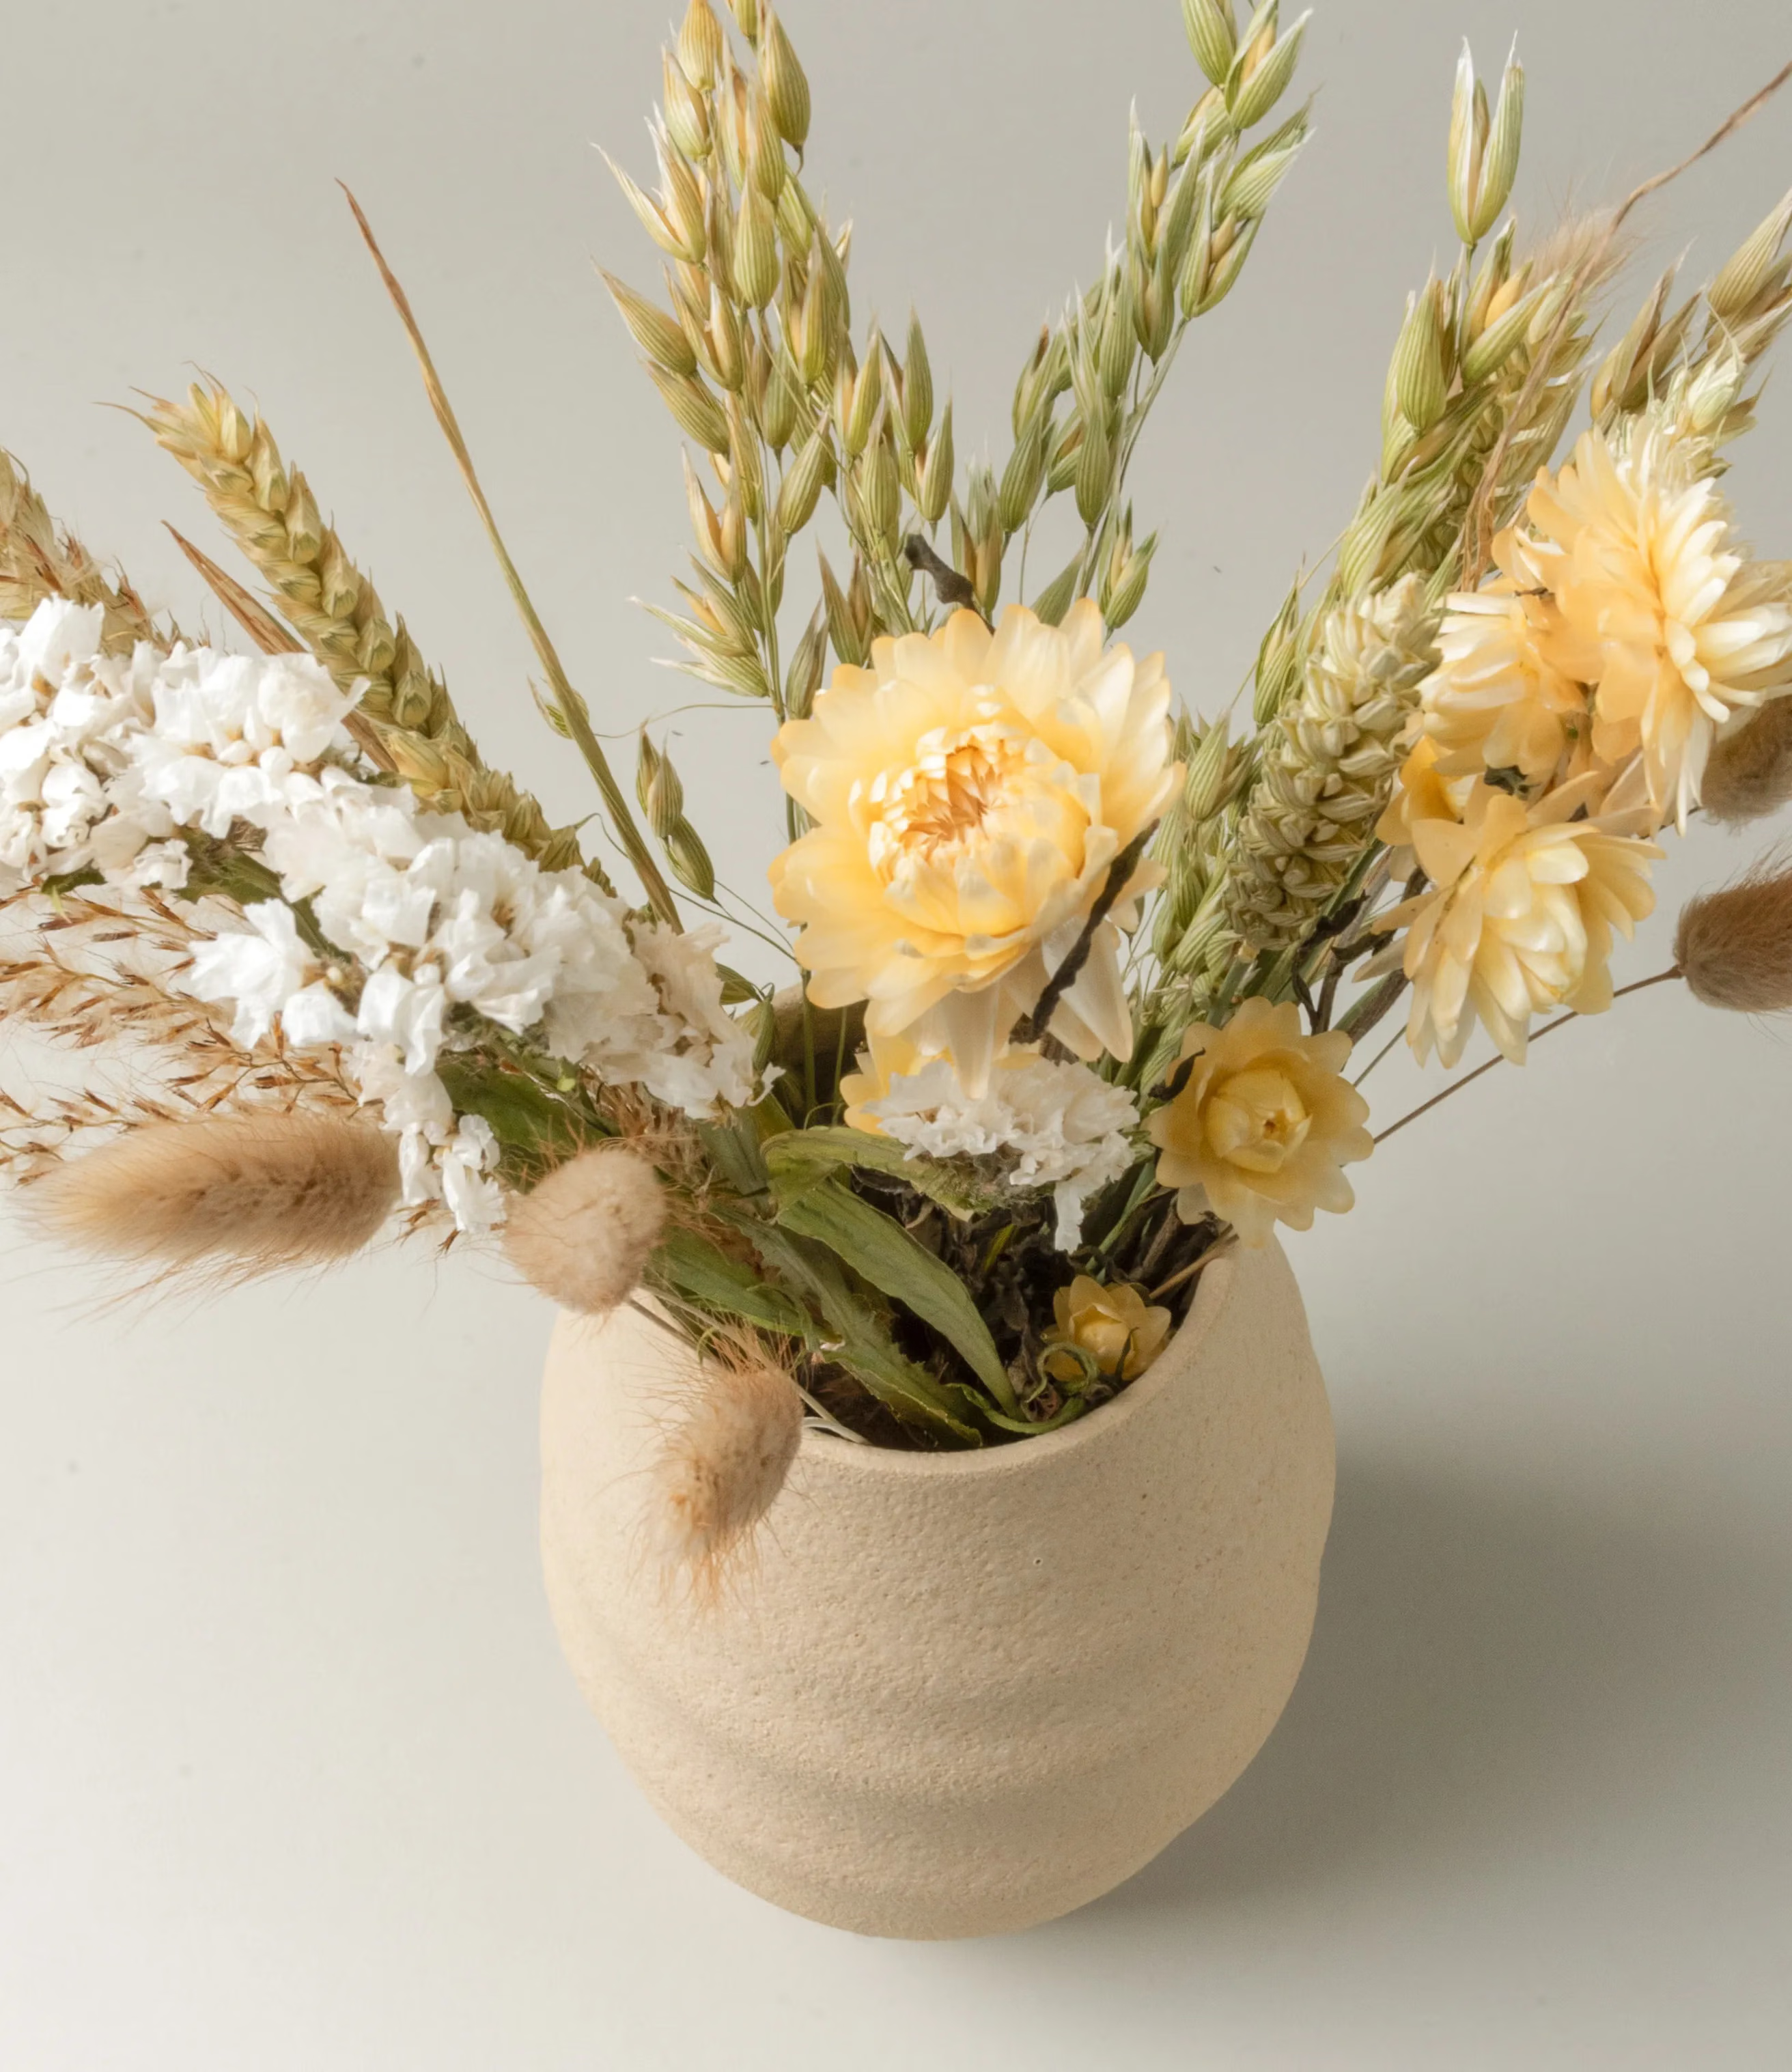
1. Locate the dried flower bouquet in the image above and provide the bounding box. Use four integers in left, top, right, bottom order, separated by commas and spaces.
5, 1, 1792, 1582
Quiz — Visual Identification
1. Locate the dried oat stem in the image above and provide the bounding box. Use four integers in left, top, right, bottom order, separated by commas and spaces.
1463, 57, 1792, 580
339, 186, 681, 927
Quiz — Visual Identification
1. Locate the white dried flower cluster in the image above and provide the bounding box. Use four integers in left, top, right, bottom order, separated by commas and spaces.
189, 770, 756, 1227
0, 598, 354, 895
0, 601, 756, 1231
865, 1050, 1139, 1249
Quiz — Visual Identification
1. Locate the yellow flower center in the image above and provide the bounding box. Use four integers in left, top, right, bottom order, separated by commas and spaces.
1205, 1065, 1312, 1175
871, 725, 1025, 869
859, 719, 1094, 951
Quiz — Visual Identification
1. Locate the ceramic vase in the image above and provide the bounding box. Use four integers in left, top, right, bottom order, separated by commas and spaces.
540, 1237, 1333, 1938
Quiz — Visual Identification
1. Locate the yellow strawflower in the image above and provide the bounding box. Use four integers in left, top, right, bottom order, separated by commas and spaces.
768, 602, 1179, 1094
1525, 419, 1792, 829
1041, 1276, 1172, 1385
1146, 997, 1371, 1246
1420, 524, 1591, 787
1375, 738, 1660, 1067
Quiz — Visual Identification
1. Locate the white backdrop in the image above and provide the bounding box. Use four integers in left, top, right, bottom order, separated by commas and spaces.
3, 1, 1791, 2065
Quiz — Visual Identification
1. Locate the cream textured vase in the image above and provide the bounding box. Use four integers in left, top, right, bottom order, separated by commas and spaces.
540, 1237, 1334, 1939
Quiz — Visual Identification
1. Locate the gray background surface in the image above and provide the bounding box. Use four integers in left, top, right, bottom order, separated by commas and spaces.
3, 1, 1791, 2066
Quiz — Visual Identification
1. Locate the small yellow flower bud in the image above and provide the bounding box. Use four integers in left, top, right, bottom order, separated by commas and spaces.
1042, 1278, 1173, 1387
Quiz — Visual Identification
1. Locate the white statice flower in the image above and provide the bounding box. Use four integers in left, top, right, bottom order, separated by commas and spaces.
184, 901, 316, 1048
1, 601, 757, 1235
623, 921, 759, 1113
179, 759, 757, 1231
843, 1039, 1140, 1248
0, 598, 361, 896
438, 1115, 505, 1236
132, 646, 360, 837
253, 770, 756, 1117
0, 602, 173, 892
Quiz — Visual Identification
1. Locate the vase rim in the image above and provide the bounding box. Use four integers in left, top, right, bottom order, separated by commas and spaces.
795, 1244, 1244, 1479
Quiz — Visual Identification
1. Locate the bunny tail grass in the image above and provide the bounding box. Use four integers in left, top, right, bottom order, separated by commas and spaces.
652, 1342, 804, 1597
1675, 848, 1792, 1014
502, 1145, 667, 1315
28, 1112, 400, 1278
1702, 698, 1792, 826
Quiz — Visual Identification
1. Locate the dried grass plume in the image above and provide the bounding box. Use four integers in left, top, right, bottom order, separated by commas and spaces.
29, 1112, 400, 1277
503, 1145, 666, 1314
1675, 849, 1792, 1013
652, 1341, 804, 1597
1701, 697, 1792, 825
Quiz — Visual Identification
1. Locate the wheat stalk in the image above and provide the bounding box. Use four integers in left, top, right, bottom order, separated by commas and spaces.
139, 380, 587, 876
0, 450, 174, 653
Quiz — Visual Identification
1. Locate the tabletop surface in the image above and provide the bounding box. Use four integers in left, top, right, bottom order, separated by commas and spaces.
3, 1, 1790, 2065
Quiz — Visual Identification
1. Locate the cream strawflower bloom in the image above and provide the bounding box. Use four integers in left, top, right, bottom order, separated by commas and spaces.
1375, 738, 1661, 1067
1420, 525, 1591, 786
769, 602, 1179, 1094
1145, 997, 1371, 1246
1525, 419, 1792, 830
1041, 1276, 1172, 1386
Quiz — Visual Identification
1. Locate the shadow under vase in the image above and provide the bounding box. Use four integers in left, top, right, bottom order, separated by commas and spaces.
1080, 1444, 1789, 1921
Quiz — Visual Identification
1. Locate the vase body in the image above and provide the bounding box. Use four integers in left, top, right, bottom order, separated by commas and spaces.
540, 1239, 1333, 1939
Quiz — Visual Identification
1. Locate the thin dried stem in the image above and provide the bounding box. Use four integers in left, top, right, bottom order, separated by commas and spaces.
1373, 967, 1683, 1147
340, 186, 682, 928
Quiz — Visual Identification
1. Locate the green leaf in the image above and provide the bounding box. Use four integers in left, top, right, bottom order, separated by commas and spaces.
772, 1175, 1018, 1413
435, 1058, 587, 1179
648, 1227, 811, 1339
761, 1125, 988, 1220
695, 1115, 772, 1197
728, 1213, 981, 1445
